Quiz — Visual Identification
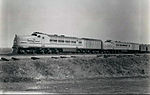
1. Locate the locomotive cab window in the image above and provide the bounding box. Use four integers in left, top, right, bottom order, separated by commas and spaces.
32, 33, 37, 36
37, 35, 41, 38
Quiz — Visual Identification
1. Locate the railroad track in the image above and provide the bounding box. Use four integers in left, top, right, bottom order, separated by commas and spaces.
0, 54, 97, 61
0, 53, 149, 61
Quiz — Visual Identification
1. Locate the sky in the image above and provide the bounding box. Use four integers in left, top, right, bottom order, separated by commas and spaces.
0, 0, 150, 48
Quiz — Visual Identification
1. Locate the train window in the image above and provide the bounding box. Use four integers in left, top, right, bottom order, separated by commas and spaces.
116, 44, 128, 47
53, 40, 57, 42
50, 39, 57, 42
58, 40, 64, 43
116, 44, 119, 46
21, 42, 27, 43
32, 33, 37, 36
37, 35, 41, 38
79, 41, 82, 44
65, 40, 70, 43
71, 41, 76, 43
122, 44, 127, 46
50, 39, 53, 42
105, 40, 111, 42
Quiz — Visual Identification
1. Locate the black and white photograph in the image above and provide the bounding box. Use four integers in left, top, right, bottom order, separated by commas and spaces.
0, 0, 150, 94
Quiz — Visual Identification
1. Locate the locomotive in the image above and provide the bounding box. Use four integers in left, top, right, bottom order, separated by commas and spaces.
12, 32, 150, 54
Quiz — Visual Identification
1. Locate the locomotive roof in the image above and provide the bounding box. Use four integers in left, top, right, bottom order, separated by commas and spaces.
32, 32, 102, 41
82, 38, 102, 41
32, 32, 80, 39
105, 40, 139, 44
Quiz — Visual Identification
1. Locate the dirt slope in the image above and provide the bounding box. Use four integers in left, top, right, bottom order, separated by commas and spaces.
0, 55, 150, 82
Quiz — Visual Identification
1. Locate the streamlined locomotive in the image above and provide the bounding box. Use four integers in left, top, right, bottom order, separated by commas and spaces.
12, 32, 103, 54
12, 32, 150, 54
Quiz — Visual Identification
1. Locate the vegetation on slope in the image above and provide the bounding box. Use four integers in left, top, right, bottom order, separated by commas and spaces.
0, 55, 149, 82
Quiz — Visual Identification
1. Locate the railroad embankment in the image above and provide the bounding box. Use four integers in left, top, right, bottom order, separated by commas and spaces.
0, 54, 150, 82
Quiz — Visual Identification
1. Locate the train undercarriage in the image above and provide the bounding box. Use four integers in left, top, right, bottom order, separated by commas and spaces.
12, 47, 147, 55
12, 47, 104, 54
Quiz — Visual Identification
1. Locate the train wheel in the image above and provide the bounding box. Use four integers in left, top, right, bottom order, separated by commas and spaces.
48, 49, 52, 54
44, 49, 48, 54
41, 49, 45, 54
32, 49, 36, 54
77, 50, 80, 53
18, 49, 25, 54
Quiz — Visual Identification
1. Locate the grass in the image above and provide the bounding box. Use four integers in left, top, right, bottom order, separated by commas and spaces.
0, 54, 149, 82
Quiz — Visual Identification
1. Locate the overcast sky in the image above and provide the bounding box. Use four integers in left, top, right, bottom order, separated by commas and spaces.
0, 0, 150, 48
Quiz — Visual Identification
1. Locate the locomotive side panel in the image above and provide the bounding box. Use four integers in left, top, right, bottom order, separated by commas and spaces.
110, 41, 139, 51
14, 35, 42, 48
114, 41, 131, 50
103, 40, 114, 50
139, 44, 147, 52
140, 44, 150, 52
103, 40, 140, 53
44, 36, 84, 49
131, 43, 139, 51
104, 40, 132, 50
82, 38, 102, 49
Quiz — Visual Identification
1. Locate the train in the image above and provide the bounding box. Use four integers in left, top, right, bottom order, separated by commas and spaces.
12, 32, 150, 54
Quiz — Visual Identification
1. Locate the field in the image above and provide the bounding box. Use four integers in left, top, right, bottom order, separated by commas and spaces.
0, 54, 150, 94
